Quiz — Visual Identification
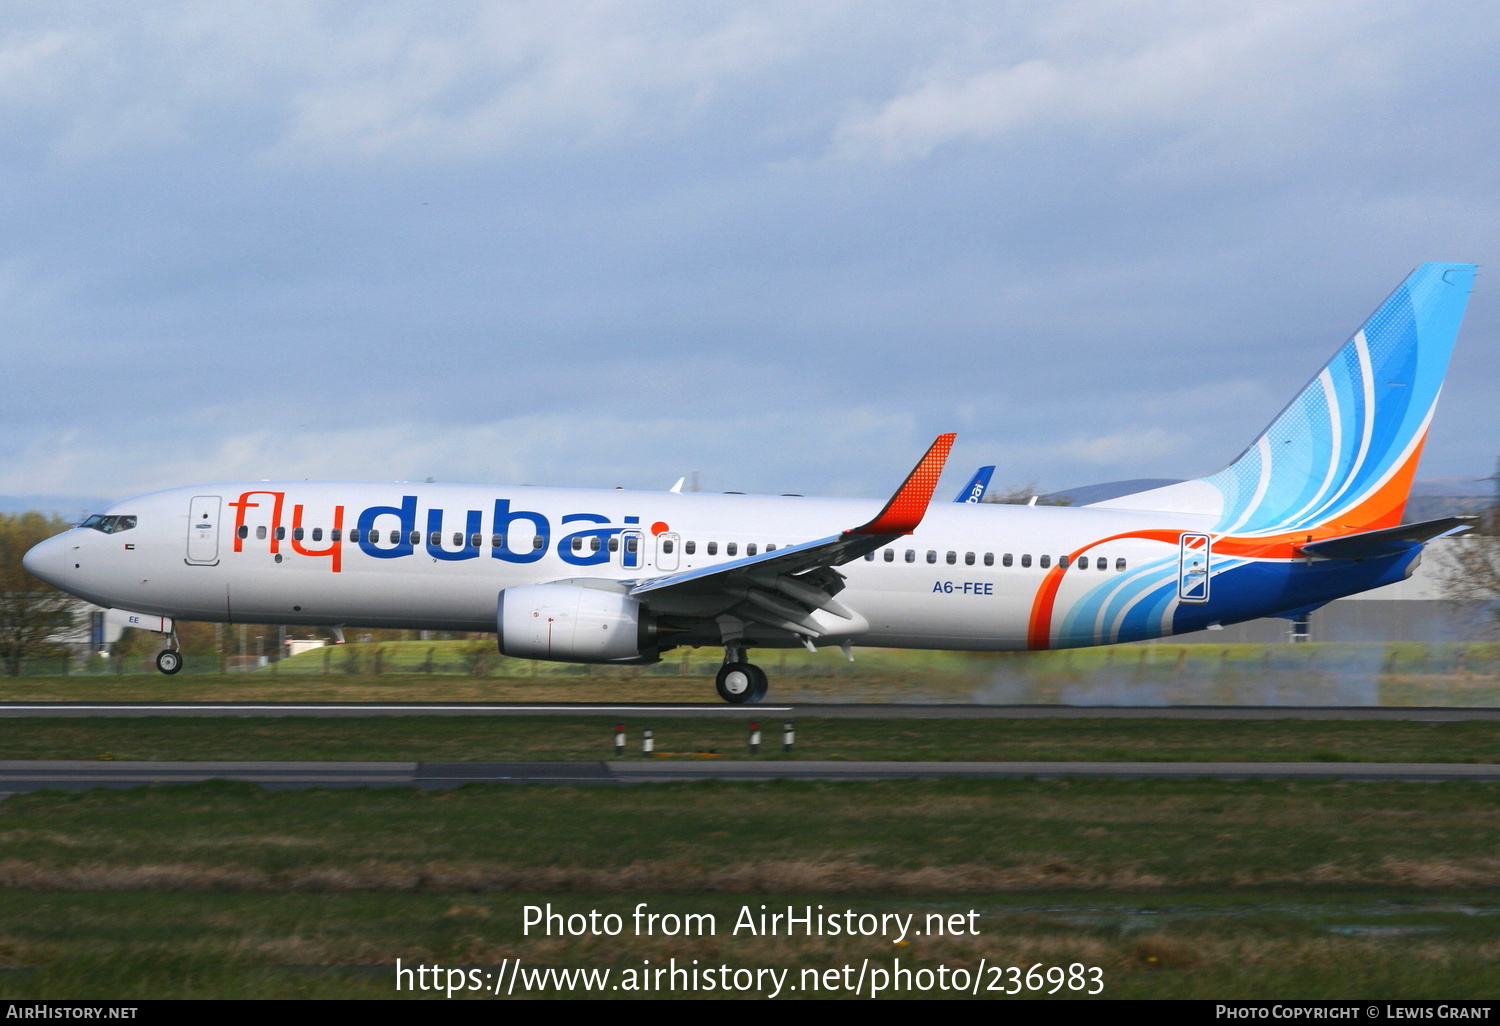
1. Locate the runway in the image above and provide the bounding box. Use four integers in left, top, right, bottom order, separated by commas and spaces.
0, 702, 1496, 721
1, 758, 1497, 793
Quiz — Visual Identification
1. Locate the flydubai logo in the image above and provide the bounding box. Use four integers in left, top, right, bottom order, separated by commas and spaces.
229, 491, 668, 573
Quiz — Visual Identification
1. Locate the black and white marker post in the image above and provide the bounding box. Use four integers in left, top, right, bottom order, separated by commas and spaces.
642, 727, 654, 757
613, 723, 625, 757
783, 721, 795, 753
748, 721, 760, 756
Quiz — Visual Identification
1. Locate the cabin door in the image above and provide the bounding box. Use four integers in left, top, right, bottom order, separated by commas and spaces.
186, 495, 222, 565
1178, 533, 1210, 603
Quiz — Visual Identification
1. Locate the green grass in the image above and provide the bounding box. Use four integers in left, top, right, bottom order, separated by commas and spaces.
0, 781, 1498, 998
0, 890, 1496, 999
0, 715, 1495, 764
0, 778, 1496, 888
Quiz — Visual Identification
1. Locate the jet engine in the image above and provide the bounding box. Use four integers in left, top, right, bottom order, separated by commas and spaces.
497, 583, 660, 664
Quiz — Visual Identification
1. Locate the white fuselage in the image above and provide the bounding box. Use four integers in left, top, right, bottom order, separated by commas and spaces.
32, 481, 1212, 651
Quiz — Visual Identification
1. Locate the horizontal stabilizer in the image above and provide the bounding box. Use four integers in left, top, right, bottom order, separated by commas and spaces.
1296, 516, 1474, 560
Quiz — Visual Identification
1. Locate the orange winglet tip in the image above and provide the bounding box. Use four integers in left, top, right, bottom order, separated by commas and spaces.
848, 432, 957, 536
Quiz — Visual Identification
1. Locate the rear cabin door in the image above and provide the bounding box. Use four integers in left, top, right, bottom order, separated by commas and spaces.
1178, 533, 1210, 603
186, 495, 222, 565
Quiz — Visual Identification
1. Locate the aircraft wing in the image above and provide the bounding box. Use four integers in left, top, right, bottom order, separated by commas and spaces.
627, 433, 955, 639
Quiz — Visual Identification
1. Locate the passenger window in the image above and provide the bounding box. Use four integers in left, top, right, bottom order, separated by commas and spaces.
926, 550, 937, 564
571, 537, 583, 551
945, 551, 956, 564
409, 531, 420, 545
590, 536, 601, 552
237, 525, 248, 539
685, 541, 695, 555
1116, 557, 1127, 571
492, 534, 504, 549
293, 527, 304, 541
626, 537, 638, 553
1059, 555, 1070, 568
431, 532, 443, 546
864, 552, 875, 561
331, 529, 341, 542
389, 530, 400, 544
257, 526, 267, 540
1076, 555, 1088, 569
312, 528, 323, 542
470, 533, 481, 547
663, 540, 675, 554
884, 549, 894, 562
983, 553, 993, 566
727, 543, 738, 556
964, 552, 975, 565
532, 535, 544, 550
454, 532, 464, 547
746, 543, 757, 556
707, 541, 718, 555
608, 537, 620, 552
1020, 554, 1031, 568
1040, 555, 1051, 568
905, 550, 915, 563
275, 527, 286, 540
1002, 553, 1012, 567
348, 529, 360, 543
767, 543, 777, 552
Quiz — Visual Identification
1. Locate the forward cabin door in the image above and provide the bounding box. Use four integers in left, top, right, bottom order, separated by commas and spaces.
1178, 533, 1211, 603
186, 495, 222, 565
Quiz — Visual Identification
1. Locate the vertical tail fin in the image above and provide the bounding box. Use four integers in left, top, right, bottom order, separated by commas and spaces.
1089, 262, 1477, 535
953, 466, 995, 503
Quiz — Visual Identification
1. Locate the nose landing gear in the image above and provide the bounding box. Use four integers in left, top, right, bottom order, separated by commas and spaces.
715, 646, 767, 704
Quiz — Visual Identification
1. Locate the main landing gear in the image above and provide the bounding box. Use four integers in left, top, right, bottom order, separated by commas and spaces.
715, 646, 767, 704
155, 632, 182, 675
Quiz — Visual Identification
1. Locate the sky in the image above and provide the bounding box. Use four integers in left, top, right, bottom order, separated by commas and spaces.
1, 0, 1497, 509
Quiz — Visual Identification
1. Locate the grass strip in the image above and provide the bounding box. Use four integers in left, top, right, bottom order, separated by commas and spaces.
0, 778, 1496, 889
0, 890, 1496, 999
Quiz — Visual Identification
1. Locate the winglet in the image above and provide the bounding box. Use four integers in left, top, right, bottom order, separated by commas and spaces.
848, 433, 957, 535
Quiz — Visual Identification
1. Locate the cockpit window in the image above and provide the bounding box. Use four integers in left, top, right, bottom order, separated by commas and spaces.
81, 514, 137, 534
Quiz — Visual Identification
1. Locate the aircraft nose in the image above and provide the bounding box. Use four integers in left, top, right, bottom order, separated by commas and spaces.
21, 535, 64, 587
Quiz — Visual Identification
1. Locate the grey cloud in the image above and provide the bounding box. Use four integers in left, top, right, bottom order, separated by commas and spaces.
0, 1, 1496, 502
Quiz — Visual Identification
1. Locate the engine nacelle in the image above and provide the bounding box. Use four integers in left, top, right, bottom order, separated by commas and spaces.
497, 583, 659, 664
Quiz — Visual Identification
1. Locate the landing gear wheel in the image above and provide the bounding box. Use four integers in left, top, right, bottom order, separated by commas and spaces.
716, 662, 768, 704
155, 649, 182, 675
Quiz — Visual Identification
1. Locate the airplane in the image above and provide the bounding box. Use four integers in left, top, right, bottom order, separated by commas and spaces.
23, 262, 1477, 703
954, 467, 995, 503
